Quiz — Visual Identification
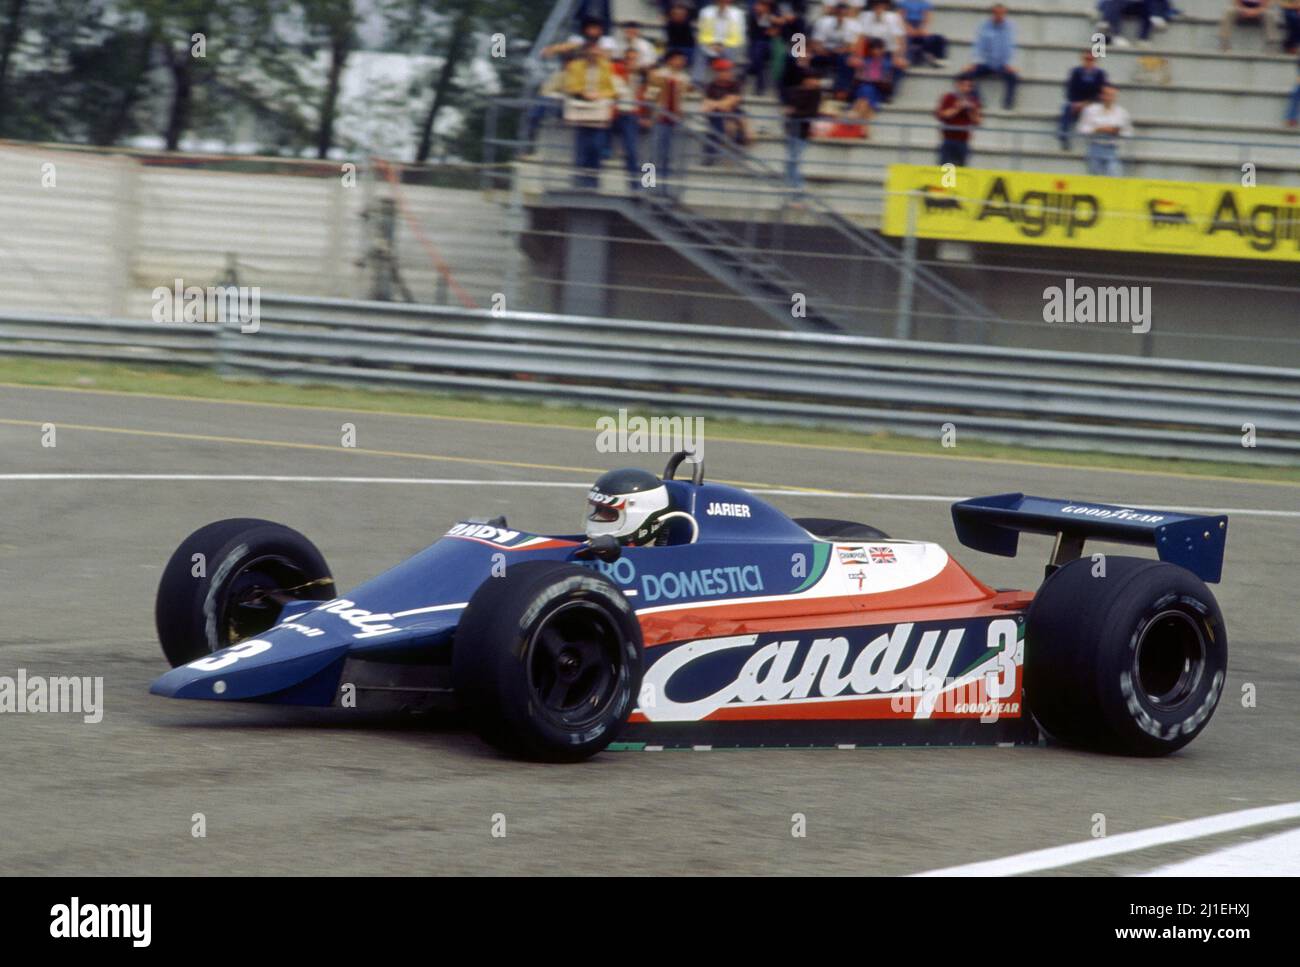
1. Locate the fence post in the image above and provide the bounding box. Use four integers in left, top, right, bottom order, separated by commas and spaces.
895, 191, 918, 340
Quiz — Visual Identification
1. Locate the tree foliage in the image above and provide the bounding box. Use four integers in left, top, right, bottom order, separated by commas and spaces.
0, 0, 548, 160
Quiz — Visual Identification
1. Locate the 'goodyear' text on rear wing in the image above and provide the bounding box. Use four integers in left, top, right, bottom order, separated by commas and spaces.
951, 493, 1228, 583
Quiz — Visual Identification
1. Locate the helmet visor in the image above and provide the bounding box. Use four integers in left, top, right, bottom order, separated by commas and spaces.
587, 500, 623, 523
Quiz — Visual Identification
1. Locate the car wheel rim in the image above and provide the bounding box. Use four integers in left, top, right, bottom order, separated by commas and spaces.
527, 601, 626, 732
220, 555, 318, 648
1133, 609, 1206, 711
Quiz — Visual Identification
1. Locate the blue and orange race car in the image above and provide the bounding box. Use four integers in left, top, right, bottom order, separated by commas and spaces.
150, 453, 1229, 762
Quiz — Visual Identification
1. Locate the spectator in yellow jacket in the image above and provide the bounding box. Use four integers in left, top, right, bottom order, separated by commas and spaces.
695, 1, 747, 82
563, 38, 617, 189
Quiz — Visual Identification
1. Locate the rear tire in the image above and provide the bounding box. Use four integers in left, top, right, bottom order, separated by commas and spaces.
155, 519, 335, 668
794, 517, 889, 541
1025, 556, 1226, 756
453, 561, 643, 762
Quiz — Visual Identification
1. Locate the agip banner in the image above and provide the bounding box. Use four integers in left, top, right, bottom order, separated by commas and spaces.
882, 164, 1300, 262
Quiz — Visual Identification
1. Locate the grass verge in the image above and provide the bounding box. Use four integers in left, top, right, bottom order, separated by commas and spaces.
1, 356, 1295, 485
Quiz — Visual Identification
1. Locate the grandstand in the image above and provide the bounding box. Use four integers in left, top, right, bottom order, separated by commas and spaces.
497, 0, 1300, 364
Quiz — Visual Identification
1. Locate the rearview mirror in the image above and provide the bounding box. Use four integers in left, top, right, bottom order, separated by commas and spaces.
585, 534, 622, 562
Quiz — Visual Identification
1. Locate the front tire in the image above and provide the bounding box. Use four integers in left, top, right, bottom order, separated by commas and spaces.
1025, 556, 1227, 756
452, 561, 643, 762
155, 518, 335, 668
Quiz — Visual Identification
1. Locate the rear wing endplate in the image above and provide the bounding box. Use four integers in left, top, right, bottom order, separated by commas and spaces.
951, 493, 1228, 583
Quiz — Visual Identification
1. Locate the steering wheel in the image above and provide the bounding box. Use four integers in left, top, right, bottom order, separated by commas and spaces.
662, 450, 704, 486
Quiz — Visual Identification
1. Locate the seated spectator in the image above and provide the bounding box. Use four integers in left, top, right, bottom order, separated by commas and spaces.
664, 4, 698, 68
563, 38, 617, 189
1220, 0, 1281, 50
747, 1, 778, 96
615, 20, 657, 64
1077, 84, 1133, 176
701, 59, 751, 163
611, 49, 648, 189
812, 2, 863, 98
1285, 55, 1300, 125
849, 37, 898, 135
899, 0, 948, 67
859, 0, 910, 71
1098, 0, 1153, 48
783, 61, 825, 189
646, 49, 695, 193
1283, 0, 1300, 53
1058, 49, 1109, 150
935, 73, 982, 166
967, 3, 1018, 110
695, 0, 747, 83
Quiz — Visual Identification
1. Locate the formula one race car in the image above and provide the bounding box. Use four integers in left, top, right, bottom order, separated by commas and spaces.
150, 452, 1229, 762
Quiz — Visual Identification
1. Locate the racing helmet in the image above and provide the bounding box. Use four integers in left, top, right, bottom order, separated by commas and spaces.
585, 468, 672, 546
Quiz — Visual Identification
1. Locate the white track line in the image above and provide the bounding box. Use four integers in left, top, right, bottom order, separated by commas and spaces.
1, 474, 1297, 518
1139, 824, 1300, 876
913, 802, 1300, 876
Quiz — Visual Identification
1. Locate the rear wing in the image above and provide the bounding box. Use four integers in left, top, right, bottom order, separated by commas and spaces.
951, 493, 1228, 583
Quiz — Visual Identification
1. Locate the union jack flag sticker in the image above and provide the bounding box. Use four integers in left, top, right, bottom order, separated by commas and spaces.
869, 546, 896, 564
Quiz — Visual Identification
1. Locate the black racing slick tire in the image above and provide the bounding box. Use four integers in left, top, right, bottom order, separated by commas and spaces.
452, 561, 643, 763
155, 518, 336, 668
1025, 555, 1227, 756
794, 517, 890, 541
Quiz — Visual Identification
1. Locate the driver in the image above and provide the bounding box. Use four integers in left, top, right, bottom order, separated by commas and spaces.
585, 468, 673, 546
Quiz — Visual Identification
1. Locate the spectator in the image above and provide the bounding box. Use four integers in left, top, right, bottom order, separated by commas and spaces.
1077, 84, 1133, 176
615, 21, 657, 64
664, 4, 698, 67
547, 14, 619, 57
1283, 0, 1300, 52
935, 72, 982, 166
747, 1, 778, 95
812, 2, 863, 98
702, 59, 751, 163
695, 0, 747, 82
859, 0, 910, 71
611, 49, 647, 189
1098, 1, 1153, 48
1058, 49, 1109, 150
849, 37, 897, 135
648, 49, 695, 192
783, 62, 824, 189
563, 37, 617, 188
1285, 56, 1300, 125
899, 0, 948, 67
769, 4, 809, 99
1220, 0, 1281, 50
574, 0, 613, 32
968, 4, 1018, 110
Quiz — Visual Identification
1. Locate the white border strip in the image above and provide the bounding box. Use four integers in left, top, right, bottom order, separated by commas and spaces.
1, 475, 1297, 518
913, 801, 1300, 876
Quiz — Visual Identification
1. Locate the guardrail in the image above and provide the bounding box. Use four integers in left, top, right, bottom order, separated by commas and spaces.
2, 297, 1297, 465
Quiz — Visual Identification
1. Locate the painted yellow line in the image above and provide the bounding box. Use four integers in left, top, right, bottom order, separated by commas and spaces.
0, 416, 826, 494
1, 379, 1295, 490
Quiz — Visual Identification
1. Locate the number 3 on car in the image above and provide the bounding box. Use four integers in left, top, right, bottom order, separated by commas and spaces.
188, 639, 272, 672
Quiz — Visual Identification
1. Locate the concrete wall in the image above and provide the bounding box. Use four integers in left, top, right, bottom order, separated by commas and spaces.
0, 144, 511, 320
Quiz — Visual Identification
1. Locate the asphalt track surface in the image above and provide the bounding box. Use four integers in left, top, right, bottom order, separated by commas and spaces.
1, 382, 1297, 876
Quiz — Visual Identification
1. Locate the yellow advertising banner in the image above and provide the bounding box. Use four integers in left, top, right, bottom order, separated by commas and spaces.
882, 164, 1300, 262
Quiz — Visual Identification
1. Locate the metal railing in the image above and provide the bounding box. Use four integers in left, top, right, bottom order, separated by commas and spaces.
3, 297, 1296, 465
